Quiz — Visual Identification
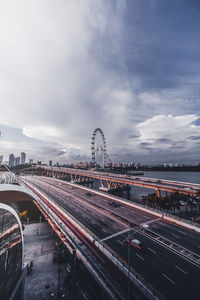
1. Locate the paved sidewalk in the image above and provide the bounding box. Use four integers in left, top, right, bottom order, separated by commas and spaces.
23, 222, 70, 300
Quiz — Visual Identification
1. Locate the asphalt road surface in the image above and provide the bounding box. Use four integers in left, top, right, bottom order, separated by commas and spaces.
22, 175, 200, 300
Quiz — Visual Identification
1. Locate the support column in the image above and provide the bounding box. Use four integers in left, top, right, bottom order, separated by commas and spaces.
157, 189, 161, 197
100, 179, 104, 188
164, 191, 168, 197
107, 181, 111, 189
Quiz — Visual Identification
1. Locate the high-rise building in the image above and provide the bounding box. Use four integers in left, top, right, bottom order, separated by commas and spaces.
29, 159, 33, 165
49, 160, 52, 166
0, 203, 25, 299
20, 152, 26, 165
9, 154, 15, 168
0, 155, 3, 166
15, 157, 20, 166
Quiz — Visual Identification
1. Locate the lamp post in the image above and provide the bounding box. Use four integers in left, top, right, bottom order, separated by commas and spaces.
127, 221, 131, 300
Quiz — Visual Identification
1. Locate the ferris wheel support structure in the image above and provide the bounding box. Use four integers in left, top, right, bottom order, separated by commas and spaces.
91, 128, 106, 167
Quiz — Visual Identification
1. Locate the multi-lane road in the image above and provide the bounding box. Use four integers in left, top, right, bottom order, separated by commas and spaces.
22, 175, 200, 300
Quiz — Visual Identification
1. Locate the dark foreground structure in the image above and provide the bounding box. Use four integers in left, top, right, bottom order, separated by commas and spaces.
0, 203, 25, 300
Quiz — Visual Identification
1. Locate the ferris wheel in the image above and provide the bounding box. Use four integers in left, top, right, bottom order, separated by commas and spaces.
91, 128, 106, 167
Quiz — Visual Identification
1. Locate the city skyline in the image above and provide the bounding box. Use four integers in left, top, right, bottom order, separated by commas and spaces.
1, 1, 200, 164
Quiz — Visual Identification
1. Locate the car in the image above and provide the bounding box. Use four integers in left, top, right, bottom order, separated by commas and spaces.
86, 192, 93, 196
108, 201, 121, 207
142, 224, 149, 229
126, 238, 144, 251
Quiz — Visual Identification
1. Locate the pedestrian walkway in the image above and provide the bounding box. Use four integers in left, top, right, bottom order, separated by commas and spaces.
23, 222, 70, 299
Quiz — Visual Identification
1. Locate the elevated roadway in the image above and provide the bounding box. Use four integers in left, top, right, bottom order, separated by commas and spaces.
21, 175, 200, 300
23, 166, 200, 196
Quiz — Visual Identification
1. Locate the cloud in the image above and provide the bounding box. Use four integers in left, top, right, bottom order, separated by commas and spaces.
23, 126, 63, 141
1, 1, 200, 164
188, 136, 200, 140
135, 114, 200, 151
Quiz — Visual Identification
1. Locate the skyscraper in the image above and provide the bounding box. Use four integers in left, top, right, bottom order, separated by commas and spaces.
20, 152, 26, 165
29, 159, 33, 164
9, 154, 15, 168
0, 155, 3, 166
15, 157, 20, 166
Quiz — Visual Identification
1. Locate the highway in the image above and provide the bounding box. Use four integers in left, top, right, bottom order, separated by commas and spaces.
32, 165, 200, 196
22, 175, 200, 300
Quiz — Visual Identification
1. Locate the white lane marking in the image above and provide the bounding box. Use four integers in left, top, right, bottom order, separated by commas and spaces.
136, 253, 145, 261
151, 224, 158, 228
147, 247, 156, 254
175, 265, 188, 275
162, 274, 176, 285
102, 229, 108, 233
178, 230, 187, 236
171, 233, 180, 239
91, 220, 96, 224
117, 240, 124, 245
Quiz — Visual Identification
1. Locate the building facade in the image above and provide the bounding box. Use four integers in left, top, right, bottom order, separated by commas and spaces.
0, 155, 3, 166
20, 153, 26, 165
9, 154, 15, 168
15, 157, 20, 166
0, 203, 24, 299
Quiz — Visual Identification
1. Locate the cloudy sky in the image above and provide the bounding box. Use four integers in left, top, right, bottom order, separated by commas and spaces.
1, 0, 200, 164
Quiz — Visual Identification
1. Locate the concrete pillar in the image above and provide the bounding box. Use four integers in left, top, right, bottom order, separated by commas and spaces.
164, 191, 168, 197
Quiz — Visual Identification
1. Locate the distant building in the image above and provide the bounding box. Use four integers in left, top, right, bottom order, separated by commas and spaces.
0, 203, 25, 299
0, 155, 3, 166
20, 152, 26, 165
75, 162, 89, 169
113, 163, 122, 167
49, 160, 52, 166
135, 163, 140, 169
15, 157, 20, 166
36, 161, 42, 166
105, 163, 112, 168
164, 162, 178, 167
9, 154, 15, 168
29, 159, 33, 164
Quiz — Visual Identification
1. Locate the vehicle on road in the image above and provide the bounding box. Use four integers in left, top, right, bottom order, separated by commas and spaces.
108, 201, 121, 207
142, 224, 149, 229
86, 192, 93, 196
126, 238, 144, 251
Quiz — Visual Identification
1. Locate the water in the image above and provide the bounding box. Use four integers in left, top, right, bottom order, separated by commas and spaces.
123, 171, 200, 203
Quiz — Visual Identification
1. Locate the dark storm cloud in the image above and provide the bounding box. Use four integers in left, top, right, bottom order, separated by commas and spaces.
139, 142, 152, 147
188, 136, 200, 140
192, 118, 200, 126
129, 134, 140, 139
120, 0, 200, 91
154, 138, 172, 143
1, 0, 200, 164
38, 147, 66, 157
